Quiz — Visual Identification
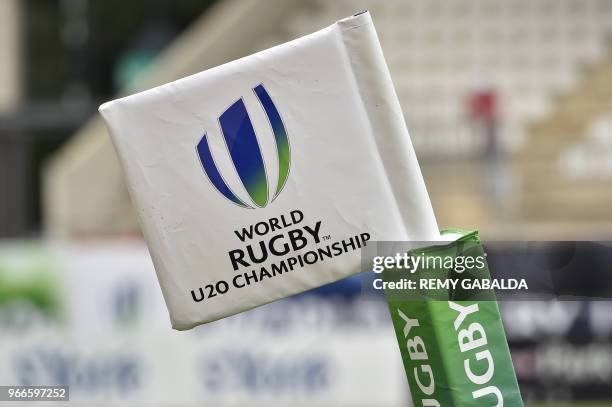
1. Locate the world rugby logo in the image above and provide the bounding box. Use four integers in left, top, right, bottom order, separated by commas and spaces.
196, 84, 291, 208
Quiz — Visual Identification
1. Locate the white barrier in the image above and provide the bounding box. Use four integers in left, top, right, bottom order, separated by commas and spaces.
0, 239, 409, 406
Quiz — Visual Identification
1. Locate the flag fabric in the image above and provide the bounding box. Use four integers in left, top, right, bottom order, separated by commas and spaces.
99, 11, 439, 330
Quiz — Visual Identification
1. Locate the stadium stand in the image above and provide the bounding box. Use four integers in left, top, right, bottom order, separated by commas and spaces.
44, 0, 612, 238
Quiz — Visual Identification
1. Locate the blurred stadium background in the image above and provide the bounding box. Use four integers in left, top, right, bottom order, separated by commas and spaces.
1, 0, 612, 405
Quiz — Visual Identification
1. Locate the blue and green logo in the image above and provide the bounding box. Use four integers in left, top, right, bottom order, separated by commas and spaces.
196, 84, 290, 208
